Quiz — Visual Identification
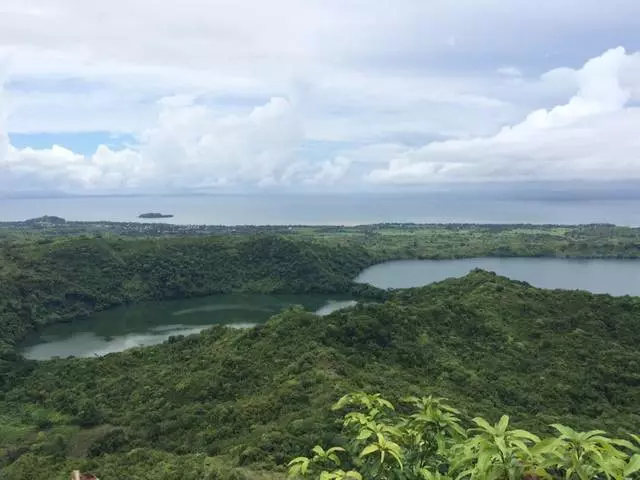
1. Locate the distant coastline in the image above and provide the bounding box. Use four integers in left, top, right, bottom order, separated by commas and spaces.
3, 194, 640, 226
138, 212, 174, 219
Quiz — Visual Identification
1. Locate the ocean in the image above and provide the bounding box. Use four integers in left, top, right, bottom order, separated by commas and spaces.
1, 194, 639, 226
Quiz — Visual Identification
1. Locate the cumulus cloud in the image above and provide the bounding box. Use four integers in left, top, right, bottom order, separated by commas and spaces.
0, 77, 14, 184
369, 48, 640, 184
1, 96, 309, 192
4, 47, 640, 193
304, 157, 352, 185
3, 1, 640, 193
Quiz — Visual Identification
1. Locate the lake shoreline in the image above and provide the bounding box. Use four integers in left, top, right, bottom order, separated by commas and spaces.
19, 294, 359, 360
21, 256, 640, 359
13, 251, 640, 353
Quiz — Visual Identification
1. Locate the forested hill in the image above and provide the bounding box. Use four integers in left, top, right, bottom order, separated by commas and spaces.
4, 223, 640, 351
0, 235, 375, 350
2, 271, 639, 479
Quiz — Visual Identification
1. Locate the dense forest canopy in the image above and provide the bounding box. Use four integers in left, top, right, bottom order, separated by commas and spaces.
3, 223, 640, 351
1, 265, 640, 478
0, 234, 376, 352
2, 226, 640, 478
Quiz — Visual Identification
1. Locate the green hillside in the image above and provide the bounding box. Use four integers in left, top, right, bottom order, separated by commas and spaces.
2, 271, 639, 479
4, 224, 640, 352
0, 235, 375, 351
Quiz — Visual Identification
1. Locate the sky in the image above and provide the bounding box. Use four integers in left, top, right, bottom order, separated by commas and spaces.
1, 0, 640, 196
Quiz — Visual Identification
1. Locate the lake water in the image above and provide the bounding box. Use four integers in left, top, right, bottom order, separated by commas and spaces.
356, 258, 640, 296
4, 194, 640, 225
20, 294, 356, 360
22, 257, 640, 360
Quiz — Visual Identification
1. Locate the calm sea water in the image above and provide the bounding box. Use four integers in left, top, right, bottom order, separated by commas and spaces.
20, 294, 356, 360
3, 194, 640, 225
356, 258, 640, 295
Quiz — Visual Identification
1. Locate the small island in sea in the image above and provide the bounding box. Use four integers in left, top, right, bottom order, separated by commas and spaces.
24, 215, 67, 225
138, 212, 174, 219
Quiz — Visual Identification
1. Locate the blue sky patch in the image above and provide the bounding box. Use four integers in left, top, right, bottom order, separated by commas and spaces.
9, 132, 136, 155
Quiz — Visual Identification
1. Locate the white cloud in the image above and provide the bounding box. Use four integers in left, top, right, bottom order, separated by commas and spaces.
137, 96, 302, 187
4, 0, 639, 138
2, 1, 640, 193
0, 75, 12, 173
4, 47, 640, 192
1, 96, 308, 192
305, 157, 352, 185
369, 48, 640, 184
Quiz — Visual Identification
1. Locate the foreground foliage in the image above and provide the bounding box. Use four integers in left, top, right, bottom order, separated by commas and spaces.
289, 393, 640, 480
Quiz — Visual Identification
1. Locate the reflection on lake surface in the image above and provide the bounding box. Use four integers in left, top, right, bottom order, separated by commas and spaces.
21, 294, 355, 360
23, 257, 640, 360
356, 257, 640, 295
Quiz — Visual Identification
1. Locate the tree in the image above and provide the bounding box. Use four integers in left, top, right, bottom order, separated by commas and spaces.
288, 392, 640, 480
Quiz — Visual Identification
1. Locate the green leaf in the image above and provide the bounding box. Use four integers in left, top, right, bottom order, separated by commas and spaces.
333, 395, 351, 411
360, 444, 380, 458
450, 422, 468, 439
288, 457, 310, 477
551, 424, 577, 439
312, 446, 325, 457
388, 449, 404, 469
327, 447, 346, 454
454, 468, 474, 480
345, 471, 363, 480
496, 415, 509, 435
583, 429, 608, 440
476, 449, 494, 475
402, 395, 420, 404
510, 429, 541, 443
625, 454, 640, 477
530, 438, 561, 456
607, 438, 636, 450
473, 417, 496, 434
442, 404, 462, 415
495, 436, 508, 458
510, 439, 531, 457
378, 398, 395, 411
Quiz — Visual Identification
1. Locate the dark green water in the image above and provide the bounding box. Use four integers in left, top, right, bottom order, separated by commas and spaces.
356, 257, 640, 295
23, 257, 640, 360
21, 294, 356, 360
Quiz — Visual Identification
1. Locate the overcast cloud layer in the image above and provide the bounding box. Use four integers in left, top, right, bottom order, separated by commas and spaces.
1, 0, 640, 194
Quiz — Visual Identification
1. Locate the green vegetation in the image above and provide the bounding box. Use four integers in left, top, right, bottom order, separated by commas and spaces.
3, 227, 640, 478
0, 235, 375, 351
2, 271, 640, 479
290, 393, 640, 479
4, 222, 640, 258
3, 223, 640, 351
295, 224, 640, 261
